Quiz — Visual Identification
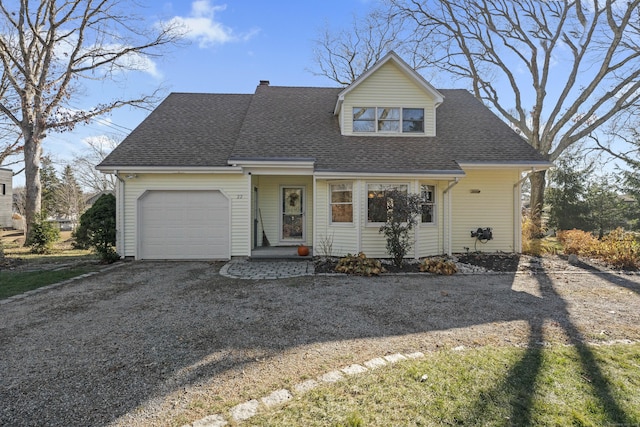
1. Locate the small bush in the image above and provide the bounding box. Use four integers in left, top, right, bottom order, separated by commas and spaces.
557, 228, 639, 269
557, 229, 600, 256
76, 194, 118, 263
419, 258, 458, 275
335, 252, 386, 276
597, 228, 639, 269
27, 212, 60, 254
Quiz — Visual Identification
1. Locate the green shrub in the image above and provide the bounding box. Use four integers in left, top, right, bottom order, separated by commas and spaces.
378, 189, 424, 268
76, 193, 118, 263
419, 257, 458, 275
27, 212, 60, 254
335, 252, 386, 276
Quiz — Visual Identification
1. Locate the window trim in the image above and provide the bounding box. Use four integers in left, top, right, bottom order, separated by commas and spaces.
329, 181, 354, 225
420, 184, 437, 225
352, 107, 425, 134
366, 182, 410, 226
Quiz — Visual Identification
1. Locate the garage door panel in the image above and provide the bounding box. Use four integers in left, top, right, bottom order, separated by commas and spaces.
139, 190, 229, 259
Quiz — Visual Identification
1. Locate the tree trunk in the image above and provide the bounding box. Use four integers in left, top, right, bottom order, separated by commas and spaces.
23, 133, 42, 242
529, 170, 547, 232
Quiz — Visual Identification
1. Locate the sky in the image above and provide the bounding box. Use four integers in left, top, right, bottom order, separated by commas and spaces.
10, 0, 378, 187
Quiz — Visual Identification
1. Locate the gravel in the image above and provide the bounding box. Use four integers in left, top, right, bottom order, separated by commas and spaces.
1, 257, 639, 426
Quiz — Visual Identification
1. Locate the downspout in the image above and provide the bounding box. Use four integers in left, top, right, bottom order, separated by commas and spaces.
513, 168, 536, 253
443, 178, 460, 256
114, 171, 125, 258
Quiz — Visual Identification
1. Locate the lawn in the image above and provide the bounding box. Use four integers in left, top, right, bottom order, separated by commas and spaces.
245, 343, 640, 427
1, 229, 101, 299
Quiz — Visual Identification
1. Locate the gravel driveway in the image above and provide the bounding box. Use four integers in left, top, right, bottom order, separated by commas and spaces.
1, 260, 639, 426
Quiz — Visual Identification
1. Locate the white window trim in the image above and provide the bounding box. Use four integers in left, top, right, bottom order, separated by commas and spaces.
420, 183, 437, 227
328, 181, 355, 226
352, 107, 425, 135
365, 182, 410, 226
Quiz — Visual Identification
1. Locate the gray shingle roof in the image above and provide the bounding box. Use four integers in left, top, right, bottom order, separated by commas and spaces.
99, 85, 547, 172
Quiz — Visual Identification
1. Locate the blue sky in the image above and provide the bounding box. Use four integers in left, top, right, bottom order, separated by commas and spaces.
14, 0, 376, 186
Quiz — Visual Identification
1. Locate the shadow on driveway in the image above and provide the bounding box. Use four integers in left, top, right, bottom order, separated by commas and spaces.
1, 261, 638, 426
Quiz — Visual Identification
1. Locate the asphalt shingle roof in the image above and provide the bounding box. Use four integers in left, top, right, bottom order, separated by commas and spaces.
99, 85, 547, 172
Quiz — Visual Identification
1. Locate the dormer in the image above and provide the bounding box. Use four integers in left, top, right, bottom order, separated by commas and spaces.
334, 51, 444, 137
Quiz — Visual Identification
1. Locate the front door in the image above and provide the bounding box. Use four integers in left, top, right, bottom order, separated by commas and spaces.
281, 186, 305, 243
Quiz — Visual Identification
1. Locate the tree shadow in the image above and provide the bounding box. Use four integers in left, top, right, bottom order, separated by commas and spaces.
466, 262, 633, 426
0, 261, 637, 426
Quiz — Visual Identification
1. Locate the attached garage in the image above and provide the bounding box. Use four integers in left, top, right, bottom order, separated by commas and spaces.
137, 190, 230, 260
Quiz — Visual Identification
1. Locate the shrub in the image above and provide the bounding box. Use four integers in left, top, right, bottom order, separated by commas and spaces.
335, 252, 386, 276
419, 257, 457, 275
27, 211, 60, 254
378, 189, 424, 268
557, 229, 600, 256
76, 193, 118, 263
557, 228, 639, 269
597, 228, 639, 269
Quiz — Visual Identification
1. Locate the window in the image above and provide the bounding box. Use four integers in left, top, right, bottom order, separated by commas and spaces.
367, 183, 408, 223
403, 108, 424, 133
1, 183, 5, 195
353, 107, 424, 133
353, 107, 375, 132
330, 183, 353, 223
421, 185, 435, 223
377, 108, 400, 132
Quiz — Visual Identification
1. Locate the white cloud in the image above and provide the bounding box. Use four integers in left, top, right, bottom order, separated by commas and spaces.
165, 1, 258, 48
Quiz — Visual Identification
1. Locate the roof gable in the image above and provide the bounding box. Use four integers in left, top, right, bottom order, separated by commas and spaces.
334, 51, 444, 116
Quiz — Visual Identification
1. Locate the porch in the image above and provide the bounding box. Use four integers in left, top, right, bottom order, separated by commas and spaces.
250, 245, 314, 260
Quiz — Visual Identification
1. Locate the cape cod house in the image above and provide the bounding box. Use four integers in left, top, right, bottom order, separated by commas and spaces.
97, 52, 550, 260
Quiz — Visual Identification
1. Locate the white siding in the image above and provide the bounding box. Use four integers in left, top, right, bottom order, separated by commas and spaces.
451, 169, 518, 254
416, 180, 445, 256
254, 175, 314, 246
341, 61, 437, 136
121, 173, 249, 258
315, 180, 358, 256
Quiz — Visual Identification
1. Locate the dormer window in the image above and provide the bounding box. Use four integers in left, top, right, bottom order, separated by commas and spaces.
353, 107, 424, 133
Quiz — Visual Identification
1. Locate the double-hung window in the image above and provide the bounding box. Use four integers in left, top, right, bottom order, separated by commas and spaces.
421, 184, 435, 223
330, 183, 353, 223
367, 183, 408, 223
353, 107, 424, 134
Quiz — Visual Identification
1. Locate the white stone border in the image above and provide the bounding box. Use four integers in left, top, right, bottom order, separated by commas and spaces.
181, 351, 426, 427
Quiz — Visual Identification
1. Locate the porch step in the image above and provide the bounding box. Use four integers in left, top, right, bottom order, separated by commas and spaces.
250, 246, 313, 261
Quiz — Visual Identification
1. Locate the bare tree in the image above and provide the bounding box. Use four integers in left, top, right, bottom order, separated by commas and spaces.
310, 8, 414, 86
315, 1, 640, 224
73, 135, 119, 193
390, 0, 640, 223
0, 0, 181, 238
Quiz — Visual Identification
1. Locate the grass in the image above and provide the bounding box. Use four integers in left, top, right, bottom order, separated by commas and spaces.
244, 343, 640, 427
1, 229, 101, 299
0, 266, 100, 299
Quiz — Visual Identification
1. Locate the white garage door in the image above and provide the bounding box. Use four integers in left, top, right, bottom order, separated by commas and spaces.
138, 190, 229, 260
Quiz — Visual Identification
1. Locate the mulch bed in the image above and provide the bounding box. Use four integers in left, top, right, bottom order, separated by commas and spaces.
314, 252, 522, 274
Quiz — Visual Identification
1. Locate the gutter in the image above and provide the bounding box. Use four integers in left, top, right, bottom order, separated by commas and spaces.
443, 178, 460, 256
114, 170, 125, 259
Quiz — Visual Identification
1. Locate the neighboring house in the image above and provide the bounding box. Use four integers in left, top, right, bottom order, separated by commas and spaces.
97, 51, 551, 260
0, 167, 13, 228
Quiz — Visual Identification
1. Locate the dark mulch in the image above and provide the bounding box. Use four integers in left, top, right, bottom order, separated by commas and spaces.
456, 252, 521, 272
314, 252, 522, 274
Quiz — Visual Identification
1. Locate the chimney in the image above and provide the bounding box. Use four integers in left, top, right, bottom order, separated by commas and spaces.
259, 80, 270, 86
